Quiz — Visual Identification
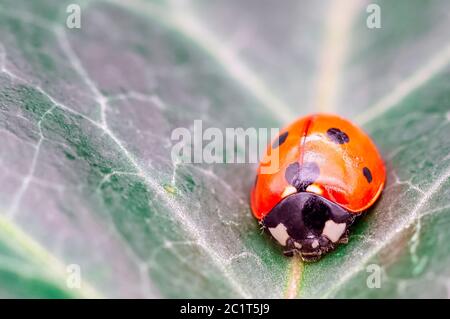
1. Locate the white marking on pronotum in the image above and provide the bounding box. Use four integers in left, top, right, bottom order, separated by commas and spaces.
356, 43, 450, 125
268, 223, 290, 246
322, 220, 347, 243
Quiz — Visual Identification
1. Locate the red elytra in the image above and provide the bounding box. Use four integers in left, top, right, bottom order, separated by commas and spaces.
251, 114, 385, 220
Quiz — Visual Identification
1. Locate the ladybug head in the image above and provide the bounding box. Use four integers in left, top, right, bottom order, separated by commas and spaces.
262, 192, 355, 262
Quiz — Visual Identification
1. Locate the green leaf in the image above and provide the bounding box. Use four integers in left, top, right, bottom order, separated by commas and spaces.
0, 0, 449, 298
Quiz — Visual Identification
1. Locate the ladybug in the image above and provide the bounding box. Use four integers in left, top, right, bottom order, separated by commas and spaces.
251, 114, 385, 261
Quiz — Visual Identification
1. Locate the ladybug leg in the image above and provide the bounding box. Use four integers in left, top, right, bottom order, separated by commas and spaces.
335, 215, 357, 244
337, 230, 349, 244
299, 251, 322, 262
258, 220, 266, 234
283, 238, 296, 257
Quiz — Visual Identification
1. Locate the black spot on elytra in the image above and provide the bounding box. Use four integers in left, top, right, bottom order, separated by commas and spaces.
272, 131, 288, 148
327, 128, 349, 144
363, 167, 372, 183
285, 162, 300, 184
285, 162, 320, 192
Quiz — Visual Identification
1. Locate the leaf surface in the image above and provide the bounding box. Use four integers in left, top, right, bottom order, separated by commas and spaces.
0, 0, 449, 298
